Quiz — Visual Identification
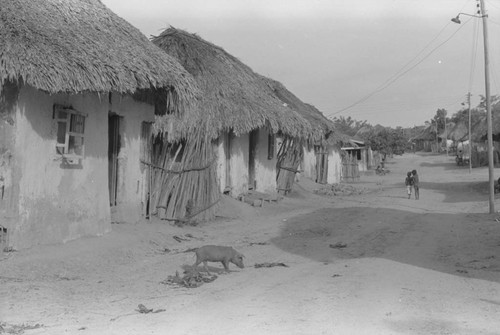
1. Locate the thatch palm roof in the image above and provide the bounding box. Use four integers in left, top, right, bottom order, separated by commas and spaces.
151, 27, 312, 139
448, 121, 469, 142
0, 0, 197, 109
411, 124, 436, 141
262, 77, 349, 144
470, 111, 500, 141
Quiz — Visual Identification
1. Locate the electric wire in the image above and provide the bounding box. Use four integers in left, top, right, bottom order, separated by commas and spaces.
377, 22, 453, 89
481, 0, 500, 93
343, 96, 467, 117
468, 13, 480, 95
332, 18, 472, 116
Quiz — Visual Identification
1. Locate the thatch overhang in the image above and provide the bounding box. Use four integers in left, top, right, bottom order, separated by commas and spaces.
448, 121, 469, 142
411, 125, 436, 141
0, 0, 197, 113
261, 77, 349, 145
151, 27, 312, 140
470, 111, 500, 142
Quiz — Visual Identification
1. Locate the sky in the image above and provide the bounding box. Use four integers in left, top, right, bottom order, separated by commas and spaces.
101, 0, 500, 128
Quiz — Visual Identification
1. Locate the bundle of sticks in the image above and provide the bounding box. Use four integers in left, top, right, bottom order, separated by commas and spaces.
148, 129, 220, 224
276, 136, 304, 195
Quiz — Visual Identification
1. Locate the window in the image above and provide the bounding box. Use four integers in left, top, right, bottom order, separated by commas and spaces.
53, 105, 87, 164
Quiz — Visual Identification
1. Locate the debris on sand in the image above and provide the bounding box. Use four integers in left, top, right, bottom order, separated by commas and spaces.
172, 234, 203, 243
254, 262, 289, 268
329, 243, 347, 249
161, 271, 217, 288
249, 242, 269, 246
0, 322, 43, 334
314, 183, 366, 197
136, 304, 165, 314
173, 235, 190, 243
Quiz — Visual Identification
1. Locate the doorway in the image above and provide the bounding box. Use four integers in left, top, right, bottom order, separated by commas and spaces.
248, 129, 258, 190
224, 132, 232, 193
108, 114, 122, 206
316, 148, 328, 184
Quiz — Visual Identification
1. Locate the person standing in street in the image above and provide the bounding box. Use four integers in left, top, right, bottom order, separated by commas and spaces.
405, 171, 414, 199
412, 169, 420, 200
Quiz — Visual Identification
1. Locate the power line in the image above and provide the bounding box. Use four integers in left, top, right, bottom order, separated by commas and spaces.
468, 13, 480, 94
332, 95, 467, 118
332, 18, 472, 116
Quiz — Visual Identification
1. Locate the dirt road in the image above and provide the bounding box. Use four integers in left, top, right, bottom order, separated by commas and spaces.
1, 152, 500, 334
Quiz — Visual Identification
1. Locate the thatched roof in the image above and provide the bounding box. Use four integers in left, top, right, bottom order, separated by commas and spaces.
448, 121, 469, 142
0, 0, 197, 110
151, 27, 312, 139
262, 77, 349, 144
411, 125, 436, 141
470, 111, 500, 141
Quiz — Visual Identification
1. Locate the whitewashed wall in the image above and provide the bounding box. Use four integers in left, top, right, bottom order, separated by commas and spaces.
301, 145, 316, 181
301, 144, 343, 184
11, 86, 110, 249
8, 86, 154, 249
216, 127, 278, 197
253, 128, 278, 194
109, 94, 155, 223
327, 146, 342, 184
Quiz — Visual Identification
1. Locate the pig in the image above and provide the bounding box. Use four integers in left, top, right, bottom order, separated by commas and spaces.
191, 245, 245, 274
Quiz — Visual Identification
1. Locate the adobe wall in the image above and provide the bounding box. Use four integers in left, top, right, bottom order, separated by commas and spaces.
301, 146, 316, 181
229, 133, 250, 197
11, 86, 111, 249
253, 128, 278, 194
327, 146, 342, 184
109, 94, 155, 223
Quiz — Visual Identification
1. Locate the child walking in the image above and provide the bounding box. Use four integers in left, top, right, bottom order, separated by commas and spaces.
412, 169, 419, 200
405, 171, 414, 199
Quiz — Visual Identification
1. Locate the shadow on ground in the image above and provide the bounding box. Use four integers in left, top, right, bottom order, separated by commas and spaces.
419, 159, 465, 171
271, 207, 500, 283
385, 317, 500, 335
419, 181, 492, 203
375, 180, 497, 203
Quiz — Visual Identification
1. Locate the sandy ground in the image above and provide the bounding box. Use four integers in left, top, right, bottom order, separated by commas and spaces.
1, 152, 500, 335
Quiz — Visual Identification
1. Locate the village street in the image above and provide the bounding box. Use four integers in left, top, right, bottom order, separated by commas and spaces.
1, 152, 500, 335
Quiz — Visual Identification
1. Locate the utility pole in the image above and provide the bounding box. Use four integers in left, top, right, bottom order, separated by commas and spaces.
480, 0, 495, 213
467, 92, 472, 174
444, 112, 448, 156
452, 0, 494, 212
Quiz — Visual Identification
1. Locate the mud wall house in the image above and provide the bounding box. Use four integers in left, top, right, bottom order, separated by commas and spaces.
150, 27, 311, 220
0, 0, 196, 250
353, 125, 381, 170
468, 113, 500, 167
263, 78, 347, 185
412, 125, 437, 152
341, 138, 370, 173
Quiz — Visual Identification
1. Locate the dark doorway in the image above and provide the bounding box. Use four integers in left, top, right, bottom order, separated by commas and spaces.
224, 132, 232, 192
108, 114, 121, 206
248, 129, 258, 190
316, 148, 328, 184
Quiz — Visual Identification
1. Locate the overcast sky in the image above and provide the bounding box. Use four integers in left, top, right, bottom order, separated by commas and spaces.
101, 0, 500, 127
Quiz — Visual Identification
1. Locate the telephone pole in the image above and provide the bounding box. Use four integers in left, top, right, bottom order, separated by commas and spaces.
479, 0, 495, 213
452, 0, 494, 212
467, 92, 472, 174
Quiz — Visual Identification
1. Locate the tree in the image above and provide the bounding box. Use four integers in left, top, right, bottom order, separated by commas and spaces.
365, 127, 408, 161
331, 116, 368, 137
432, 108, 448, 136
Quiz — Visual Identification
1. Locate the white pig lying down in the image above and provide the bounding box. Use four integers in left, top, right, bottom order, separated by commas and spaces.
191, 245, 245, 274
